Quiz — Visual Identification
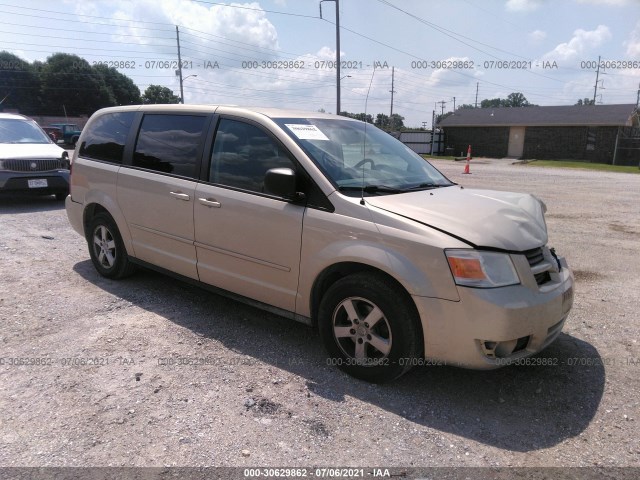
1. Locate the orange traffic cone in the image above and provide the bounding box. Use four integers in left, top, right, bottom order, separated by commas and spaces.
462, 144, 471, 174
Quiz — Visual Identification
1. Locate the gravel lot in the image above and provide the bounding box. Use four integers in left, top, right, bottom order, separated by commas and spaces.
0, 159, 638, 473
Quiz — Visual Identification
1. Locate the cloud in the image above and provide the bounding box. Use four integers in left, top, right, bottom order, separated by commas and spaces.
625, 21, 640, 58
93, 0, 280, 52
575, 0, 631, 5
505, 0, 544, 12
529, 30, 547, 43
543, 25, 612, 61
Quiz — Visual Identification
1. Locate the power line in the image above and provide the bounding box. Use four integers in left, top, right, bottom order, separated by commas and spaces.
191, 0, 318, 19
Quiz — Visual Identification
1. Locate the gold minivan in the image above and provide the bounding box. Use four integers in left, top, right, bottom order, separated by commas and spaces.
66, 105, 574, 382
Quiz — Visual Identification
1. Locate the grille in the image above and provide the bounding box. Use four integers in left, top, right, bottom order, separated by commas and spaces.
524, 247, 544, 266
524, 247, 552, 286
2, 158, 64, 172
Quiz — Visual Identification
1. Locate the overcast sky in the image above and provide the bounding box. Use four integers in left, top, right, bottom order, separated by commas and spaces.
1, 0, 639, 126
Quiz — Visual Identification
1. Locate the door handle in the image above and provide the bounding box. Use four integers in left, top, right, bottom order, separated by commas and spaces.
198, 197, 221, 208
169, 191, 191, 201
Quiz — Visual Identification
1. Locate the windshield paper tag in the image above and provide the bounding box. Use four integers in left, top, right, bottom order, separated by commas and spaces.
285, 124, 330, 141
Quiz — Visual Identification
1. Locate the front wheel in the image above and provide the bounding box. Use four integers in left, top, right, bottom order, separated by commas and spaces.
318, 273, 422, 382
87, 213, 135, 279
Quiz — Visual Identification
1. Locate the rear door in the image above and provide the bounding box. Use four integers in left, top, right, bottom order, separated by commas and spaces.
117, 113, 211, 279
194, 117, 305, 312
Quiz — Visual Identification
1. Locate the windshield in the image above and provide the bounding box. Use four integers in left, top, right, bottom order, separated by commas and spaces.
0, 119, 52, 144
275, 117, 453, 195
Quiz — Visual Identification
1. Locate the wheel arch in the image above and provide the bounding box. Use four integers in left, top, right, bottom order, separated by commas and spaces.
310, 262, 424, 353
82, 202, 134, 257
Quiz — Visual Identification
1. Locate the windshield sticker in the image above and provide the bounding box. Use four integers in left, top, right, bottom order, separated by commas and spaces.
285, 124, 330, 141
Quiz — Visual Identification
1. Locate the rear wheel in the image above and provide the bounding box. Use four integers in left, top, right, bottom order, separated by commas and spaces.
87, 213, 135, 279
318, 273, 422, 382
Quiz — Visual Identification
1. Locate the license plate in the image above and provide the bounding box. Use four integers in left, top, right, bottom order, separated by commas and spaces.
28, 179, 48, 188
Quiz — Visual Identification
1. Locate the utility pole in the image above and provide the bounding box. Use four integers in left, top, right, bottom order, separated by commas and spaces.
452, 96, 456, 112
430, 109, 436, 155
176, 26, 184, 104
320, 0, 340, 115
389, 66, 396, 129
437, 100, 446, 116
593, 55, 601, 105
475, 82, 479, 108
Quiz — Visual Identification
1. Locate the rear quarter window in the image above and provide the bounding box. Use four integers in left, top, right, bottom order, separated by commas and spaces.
79, 112, 135, 164
133, 114, 207, 179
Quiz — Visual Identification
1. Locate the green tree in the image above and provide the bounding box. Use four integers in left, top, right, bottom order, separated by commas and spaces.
480, 93, 535, 108
504, 92, 531, 107
456, 104, 475, 110
374, 113, 389, 129
93, 64, 141, 105
40, 53, 114, 115
480, 98, 506, 108
0, 51, 41, 114
141, 85, 180, 104
575, 98, 595, 106
389, 113, 405, 130
339, 111, 373, 123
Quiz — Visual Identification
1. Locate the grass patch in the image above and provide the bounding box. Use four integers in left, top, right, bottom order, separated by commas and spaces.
524, 160, 639, 174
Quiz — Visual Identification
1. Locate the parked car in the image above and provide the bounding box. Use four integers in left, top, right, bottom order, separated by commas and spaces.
48, 123, 82, 145
66, 105, 574, 382
0, 113, 70, 200
42, 126, 63, 143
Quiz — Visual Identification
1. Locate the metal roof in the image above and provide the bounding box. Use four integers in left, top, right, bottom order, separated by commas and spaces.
438, 104, 638, 127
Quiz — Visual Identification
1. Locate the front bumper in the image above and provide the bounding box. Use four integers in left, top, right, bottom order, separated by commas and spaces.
0, 170, 70, 195
414, 256, 574, 369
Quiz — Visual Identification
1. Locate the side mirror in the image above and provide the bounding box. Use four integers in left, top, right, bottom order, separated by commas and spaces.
264, 168, 301, 200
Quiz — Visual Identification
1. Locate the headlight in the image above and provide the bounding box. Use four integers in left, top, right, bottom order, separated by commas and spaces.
445, 249, 520, 288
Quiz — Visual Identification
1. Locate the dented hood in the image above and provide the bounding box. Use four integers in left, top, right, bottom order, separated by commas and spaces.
366, 187, 548, 251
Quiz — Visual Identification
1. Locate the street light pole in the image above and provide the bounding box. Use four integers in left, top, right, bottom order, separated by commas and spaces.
335, 0, 340, 115
320, 0, 340, 115
181, 75, 198, 104
176, 26, 184, 104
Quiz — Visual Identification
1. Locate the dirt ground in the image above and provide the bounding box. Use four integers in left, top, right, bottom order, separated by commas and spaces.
0, 158, 638, 474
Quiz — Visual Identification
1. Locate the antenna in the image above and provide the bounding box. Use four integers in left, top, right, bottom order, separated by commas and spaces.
360, 68, 376, 206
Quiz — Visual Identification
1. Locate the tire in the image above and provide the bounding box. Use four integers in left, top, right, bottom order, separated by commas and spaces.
87, 213, 136, 279
318, 272, 422, 383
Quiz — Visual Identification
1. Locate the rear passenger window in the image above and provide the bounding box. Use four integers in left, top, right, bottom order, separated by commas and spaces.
79, 112, 135, 164
210, 119, 296, 193
133, 114, 206, 179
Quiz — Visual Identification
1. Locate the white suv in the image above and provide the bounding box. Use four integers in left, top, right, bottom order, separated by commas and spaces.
66, 105, 574, 382
0, 113, 70, 200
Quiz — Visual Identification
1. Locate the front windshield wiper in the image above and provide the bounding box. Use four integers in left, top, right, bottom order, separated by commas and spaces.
338, 185, 406, 194
402, 183, 454, 191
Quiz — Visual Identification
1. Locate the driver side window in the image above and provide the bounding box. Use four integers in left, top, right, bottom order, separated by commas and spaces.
209, 119, 296, 193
